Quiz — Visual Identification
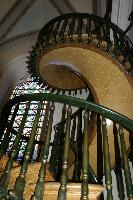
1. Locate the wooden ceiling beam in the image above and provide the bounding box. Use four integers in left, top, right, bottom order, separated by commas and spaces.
0, 0, 37, 41
49, 0, 76, 15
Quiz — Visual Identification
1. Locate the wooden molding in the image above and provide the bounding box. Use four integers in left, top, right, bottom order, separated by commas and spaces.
62, 0, 76, 12
0, 30, 39, 51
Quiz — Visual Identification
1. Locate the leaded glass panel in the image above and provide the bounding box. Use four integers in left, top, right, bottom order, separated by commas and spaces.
3, 77, 48, 161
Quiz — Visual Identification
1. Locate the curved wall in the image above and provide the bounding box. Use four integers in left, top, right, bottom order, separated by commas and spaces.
0, 32, 37, 107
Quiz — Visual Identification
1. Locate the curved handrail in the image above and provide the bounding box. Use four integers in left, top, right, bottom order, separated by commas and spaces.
27, 12, 133, 90
37, 12, 133, 50
3, 93, 133, 132
38, 13, 130, 42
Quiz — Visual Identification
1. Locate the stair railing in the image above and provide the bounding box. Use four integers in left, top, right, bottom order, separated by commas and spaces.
50, 106, 97, 183
27, 12, 133, 90
0, 93, 132, 199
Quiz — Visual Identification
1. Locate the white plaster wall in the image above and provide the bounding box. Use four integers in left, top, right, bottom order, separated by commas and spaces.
0, 0, 16, 21
0, 54, 28, 107
69, 0, 93, 13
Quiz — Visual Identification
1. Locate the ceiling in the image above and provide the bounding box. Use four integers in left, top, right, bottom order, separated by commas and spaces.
0, 0, 132, 43
0, 0, 133, 42
0, 0, 106, 42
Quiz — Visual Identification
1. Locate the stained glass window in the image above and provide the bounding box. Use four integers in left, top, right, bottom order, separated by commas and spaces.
6, 77, 48, 161
10, 77, 46, 98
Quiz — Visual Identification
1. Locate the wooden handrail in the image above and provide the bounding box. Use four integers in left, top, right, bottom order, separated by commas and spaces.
2, 93, 133, 132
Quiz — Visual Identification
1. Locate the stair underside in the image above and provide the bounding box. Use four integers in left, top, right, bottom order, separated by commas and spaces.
37, 44, 133, 172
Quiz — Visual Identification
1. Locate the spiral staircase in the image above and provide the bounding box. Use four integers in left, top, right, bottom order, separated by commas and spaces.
0, 0, 133, 199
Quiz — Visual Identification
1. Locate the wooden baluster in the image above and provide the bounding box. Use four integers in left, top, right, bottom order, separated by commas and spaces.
61, 104, 67, 122
86, 16, 90, 34
39, 23, 54, 43
0, 102, 30, 198
77, 111, 83, 179
31, 103, 55, 200
129, 131, 133, 168
56, 104, 67, 179
77, 17, 83, 43
52, 20, 61, 43
9, 101, 42, 199
101, 23, 107, 40
0, 103, 19, 158
97, 18, 101, 39
113, 122, 125, 200
102, 116, 113, 200
71, 117, 76, 142
86, 16, 92, 45
97, 114, 104, 200
106, 23, 112, 52
119, 124, 133, 200
68, 17, 76, 42
59, 18, 68, 42
58, 105, 72, 200
104, 0, 112, 46
72, 111, 82, 182
80, 108, 89, 200
49, 104, 66, 180
112, 30, 120, 57
95, 18, 101, 48
50, 124, 63, 180
97, 114, 103, 183
37, 102, 50, 161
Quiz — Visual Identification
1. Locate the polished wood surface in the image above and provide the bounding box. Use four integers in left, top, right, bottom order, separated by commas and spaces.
0, 159, 103, 199
25, 182, 103, 200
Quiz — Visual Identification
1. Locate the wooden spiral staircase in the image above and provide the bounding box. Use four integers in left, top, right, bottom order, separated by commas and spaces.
0, 0, 133, 199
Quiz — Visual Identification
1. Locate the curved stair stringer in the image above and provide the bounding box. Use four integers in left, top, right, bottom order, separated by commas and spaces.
37, 44, 133, 173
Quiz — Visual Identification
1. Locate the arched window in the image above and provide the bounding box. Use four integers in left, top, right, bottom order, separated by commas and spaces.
7, 77, 48, 161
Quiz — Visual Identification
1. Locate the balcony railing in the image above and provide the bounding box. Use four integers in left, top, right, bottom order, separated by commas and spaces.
0, 93, 132, 199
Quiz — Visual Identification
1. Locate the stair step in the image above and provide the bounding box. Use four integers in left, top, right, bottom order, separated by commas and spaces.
0, 161, 54, 190
24, 182, 104, 200
0, 159, 103, 199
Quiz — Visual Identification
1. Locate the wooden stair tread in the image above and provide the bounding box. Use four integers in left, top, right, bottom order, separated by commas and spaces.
0, 159, 103, 199
24, 182, 104, 200
0, 161, 54, 190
